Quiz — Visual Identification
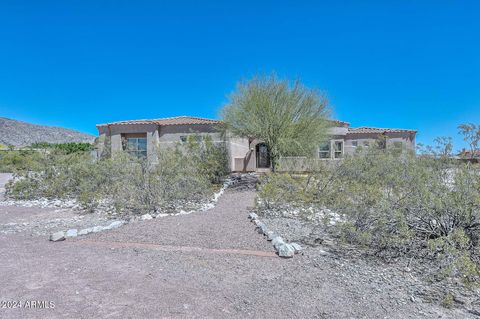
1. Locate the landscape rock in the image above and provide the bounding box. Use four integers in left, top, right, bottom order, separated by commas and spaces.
141, 214, 153, 220
256, 222, 268, 235
271, 236, 285, 251
290, 242, 303, 254
49, 231, 65, 242
92, 226, 104, 233
248, 212, 258, 220
278, 243, 295, 258
265, 231, 275, 241
66, 229, 78, 238
78, 228, 93, 236
106, 220, 125, 229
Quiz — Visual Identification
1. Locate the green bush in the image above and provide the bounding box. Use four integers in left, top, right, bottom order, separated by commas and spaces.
0, 150, 46, 173
30, 142, 93, 154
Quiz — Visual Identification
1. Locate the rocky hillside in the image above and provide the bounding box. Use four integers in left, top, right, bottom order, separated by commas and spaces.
0, 117, 95, 147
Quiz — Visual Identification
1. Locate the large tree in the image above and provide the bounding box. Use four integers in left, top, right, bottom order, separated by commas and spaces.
221, 74, 331, 171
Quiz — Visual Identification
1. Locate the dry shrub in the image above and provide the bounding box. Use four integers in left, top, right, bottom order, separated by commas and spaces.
6, 138, 228, 215
258, 148, 480, 284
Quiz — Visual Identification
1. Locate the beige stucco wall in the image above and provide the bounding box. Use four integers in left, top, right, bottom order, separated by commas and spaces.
226, 135, 251, 172
97, 123, 416, 172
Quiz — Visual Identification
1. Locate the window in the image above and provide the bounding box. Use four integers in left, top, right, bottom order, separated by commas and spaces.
334, 141, 343, 158
126, 137, 147, 158
351, 141, 358, 147
318, 142, 331, 159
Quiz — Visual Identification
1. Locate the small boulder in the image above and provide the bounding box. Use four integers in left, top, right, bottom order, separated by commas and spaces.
253, 219, 261, 226
266, 231, 276, 241
65, 229, 78, 238
272, 236, 285, 251
50, 231, 65, 242
255, 223, 268, 235
278, 243, 295, 258
248, 213, 258, 220
92, 226, 104, 233
107, 220, 125, 229
78, 228, 93, 236
141, 214, 153, 220
290, 242, 303, 254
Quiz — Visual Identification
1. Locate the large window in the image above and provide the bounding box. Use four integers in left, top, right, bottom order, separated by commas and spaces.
318, 142, 331, 159
123, 135, 147, 158
334, 141, 343, 158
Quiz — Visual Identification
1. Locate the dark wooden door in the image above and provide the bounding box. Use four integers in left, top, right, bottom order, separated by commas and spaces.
256, 143, 270, 168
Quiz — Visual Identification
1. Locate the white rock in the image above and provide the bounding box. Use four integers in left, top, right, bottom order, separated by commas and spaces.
78, 228, 93, 236
66, 229, 78, 238
256, 222, 267, 234
248, 213, 258, 220
278, 243, 295, 258
92, 226, 104, 233
290, 242, 303, 254
107, 220, 125, 229
50, 231, 65, 242
272, 236, 285, 251
141, 214, 153, 220
266, 231, 276, 241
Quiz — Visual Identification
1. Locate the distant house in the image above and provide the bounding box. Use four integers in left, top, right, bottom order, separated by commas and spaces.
96, 116, 417, 172
457, 149, 480, 163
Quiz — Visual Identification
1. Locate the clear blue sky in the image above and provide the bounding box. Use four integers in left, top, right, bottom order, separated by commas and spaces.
0, 1, 479, 150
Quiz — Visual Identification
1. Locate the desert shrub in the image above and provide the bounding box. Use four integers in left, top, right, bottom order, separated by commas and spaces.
183, 135, 229, 184
6, 139, 227, 215
0, 150, 46, 173
30, 142, 93, 154
258, 148, 480, 284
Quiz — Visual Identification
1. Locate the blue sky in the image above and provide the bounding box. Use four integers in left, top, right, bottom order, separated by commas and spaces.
0, 1, 479, 151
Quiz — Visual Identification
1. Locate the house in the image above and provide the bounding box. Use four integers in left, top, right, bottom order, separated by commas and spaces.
96, 116, 417, 172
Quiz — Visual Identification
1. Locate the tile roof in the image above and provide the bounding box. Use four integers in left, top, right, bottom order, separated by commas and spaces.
347, 127, 417, 134
97, 116, 221, 127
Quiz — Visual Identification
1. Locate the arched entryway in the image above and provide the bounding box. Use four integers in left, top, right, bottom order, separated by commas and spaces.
256, 143, 271, 169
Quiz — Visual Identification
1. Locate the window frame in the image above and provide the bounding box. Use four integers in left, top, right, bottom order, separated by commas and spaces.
333, 140, 344, 159
318, 141, 331, 159
125, 136, 147, 158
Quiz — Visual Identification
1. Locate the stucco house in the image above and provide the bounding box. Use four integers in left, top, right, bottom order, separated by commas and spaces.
96, 116, 416, 172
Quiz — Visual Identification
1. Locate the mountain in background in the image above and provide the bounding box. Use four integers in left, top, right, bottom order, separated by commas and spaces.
0, 117, 95, 147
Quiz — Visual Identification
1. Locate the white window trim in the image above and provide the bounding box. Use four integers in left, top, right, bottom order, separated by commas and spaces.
332, 139, 344, 159
318, 141, 331, 159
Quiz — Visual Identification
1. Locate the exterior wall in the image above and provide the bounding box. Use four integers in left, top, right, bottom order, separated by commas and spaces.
345, 132, 416, 156
158, 124, 223, 145
226, 135, 251, 172
98, 124, 159, 153
97, 122, 417, 172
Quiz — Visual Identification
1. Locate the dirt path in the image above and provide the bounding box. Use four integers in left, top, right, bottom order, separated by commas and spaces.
0, 178, 473, 318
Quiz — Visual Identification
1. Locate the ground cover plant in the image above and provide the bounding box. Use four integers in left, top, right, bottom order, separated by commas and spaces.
6, 136, 228, 215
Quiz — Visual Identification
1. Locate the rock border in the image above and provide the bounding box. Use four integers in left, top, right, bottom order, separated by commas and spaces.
248, 212, 302, 258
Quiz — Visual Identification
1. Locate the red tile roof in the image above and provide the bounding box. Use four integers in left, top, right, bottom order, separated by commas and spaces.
97, 116, 221, 127
347, 127, 417, 134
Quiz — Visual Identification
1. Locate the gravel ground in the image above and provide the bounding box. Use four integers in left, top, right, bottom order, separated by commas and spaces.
0, 174, 476, 318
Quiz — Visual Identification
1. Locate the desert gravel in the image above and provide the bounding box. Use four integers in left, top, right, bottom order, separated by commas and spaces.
0, 174, 475, 318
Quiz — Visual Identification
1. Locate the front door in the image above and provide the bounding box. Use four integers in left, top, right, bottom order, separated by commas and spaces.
256, 143, 270, 168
